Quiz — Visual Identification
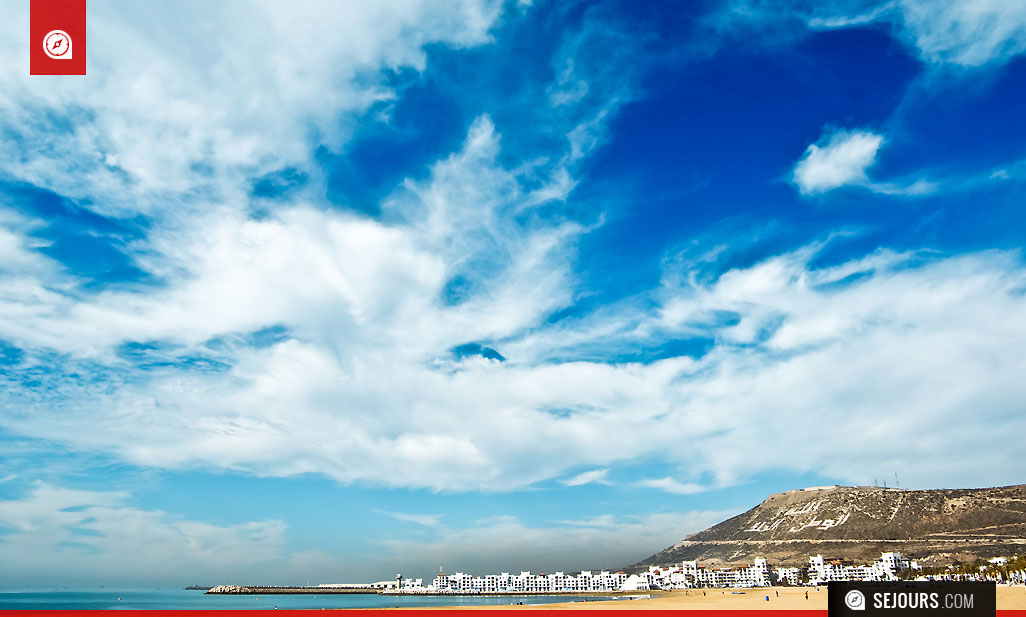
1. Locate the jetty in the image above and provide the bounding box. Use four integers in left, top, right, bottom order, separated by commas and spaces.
207, 585, 379, 595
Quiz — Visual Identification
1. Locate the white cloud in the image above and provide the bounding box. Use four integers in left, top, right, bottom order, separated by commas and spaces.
792, 129, 884, 194
638, 477, 707, 495
716, 1, 1026, 69
547, 16, 641, 165
374, 510, 444, 527
0, 0, 1024, 507
652, 245, 1026, 490
808, 3, 895, 29
0, 483, 726, 583
895, 0, 1026, 67
0, 105, 1022, 497
369, 510, 731, 577
0, 116, 601, 491
792, 128, 935, 196
5, 218, 1026, 496
808, 0, 1026, 68
560, 469, 611, 486
0, 0, 661, 497
0, 0, 503, 215
863, 178, 937, 195
0, 484, 298, 586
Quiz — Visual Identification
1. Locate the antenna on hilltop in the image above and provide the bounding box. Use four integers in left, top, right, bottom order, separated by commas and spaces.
874, 477, 878, 488
895, 472, 900, 489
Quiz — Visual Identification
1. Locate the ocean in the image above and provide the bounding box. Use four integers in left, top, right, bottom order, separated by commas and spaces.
0, 589, 609, 610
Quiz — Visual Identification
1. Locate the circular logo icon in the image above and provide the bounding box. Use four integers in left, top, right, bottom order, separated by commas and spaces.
43, 29, 73, 60
845, 589, 866, 611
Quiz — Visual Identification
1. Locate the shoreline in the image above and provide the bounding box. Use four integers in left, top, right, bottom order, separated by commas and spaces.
381, 592, 637, 598
402, 585, 1026, 611
199, 583, 1026, 610
207, 587, 380, 595
206, 586, 641, 598
203, 587, 640, 595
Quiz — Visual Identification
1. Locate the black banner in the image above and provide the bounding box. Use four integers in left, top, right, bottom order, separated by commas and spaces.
828, 581, 995, 616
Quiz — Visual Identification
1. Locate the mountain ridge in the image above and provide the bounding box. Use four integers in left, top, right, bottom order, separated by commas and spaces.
630, 483, 1026, 570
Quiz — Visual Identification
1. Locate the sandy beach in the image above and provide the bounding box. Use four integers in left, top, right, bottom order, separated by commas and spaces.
416, 585, 1026, 611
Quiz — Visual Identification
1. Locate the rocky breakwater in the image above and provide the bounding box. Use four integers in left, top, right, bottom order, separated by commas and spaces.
207, 585, 252, 594
206, 585, 381, 595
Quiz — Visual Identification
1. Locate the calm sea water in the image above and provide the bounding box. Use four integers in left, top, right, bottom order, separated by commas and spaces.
0, 589, 609, 610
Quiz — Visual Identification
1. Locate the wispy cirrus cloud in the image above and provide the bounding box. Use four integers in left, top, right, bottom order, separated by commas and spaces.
370, 510, 731, 575
0, 484, 301, 586
0, 0, 503, 215
373, 510, 444, 527
560, 469, 612, 487
821, 0, 1026, 68
0, 0, 661, 496
721, 1, 1026, 69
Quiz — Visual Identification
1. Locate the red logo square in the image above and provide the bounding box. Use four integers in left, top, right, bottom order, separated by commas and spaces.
30, 0, 87, 75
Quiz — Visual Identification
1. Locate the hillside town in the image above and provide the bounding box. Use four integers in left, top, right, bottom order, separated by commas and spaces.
381, 552, 1026, 594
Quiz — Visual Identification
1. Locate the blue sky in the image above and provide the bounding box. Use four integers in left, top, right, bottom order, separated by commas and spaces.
1, 0, 1026, 586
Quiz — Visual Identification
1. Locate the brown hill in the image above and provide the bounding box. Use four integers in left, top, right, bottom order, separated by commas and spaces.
631, 484, 1026, 569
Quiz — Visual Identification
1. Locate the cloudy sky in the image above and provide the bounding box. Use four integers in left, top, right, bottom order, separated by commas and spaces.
1, 0, 1026, 587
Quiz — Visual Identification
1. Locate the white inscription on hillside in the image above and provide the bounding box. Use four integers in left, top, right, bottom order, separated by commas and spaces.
744, 501, 852, 533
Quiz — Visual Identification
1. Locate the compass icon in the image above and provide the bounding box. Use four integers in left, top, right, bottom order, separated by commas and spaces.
43, 30, 72, 60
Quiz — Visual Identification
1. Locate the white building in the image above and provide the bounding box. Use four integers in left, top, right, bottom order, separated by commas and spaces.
428, 569, 627, 593
412, 552, 916, 594
807, 552, 912, 584
774, 567, 803, 586
621, 574, 652, 591
656, 558, 771, 588
879, 552, 912, 576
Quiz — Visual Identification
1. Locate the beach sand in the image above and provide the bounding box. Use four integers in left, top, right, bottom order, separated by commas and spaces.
417, 585, 1026, 611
